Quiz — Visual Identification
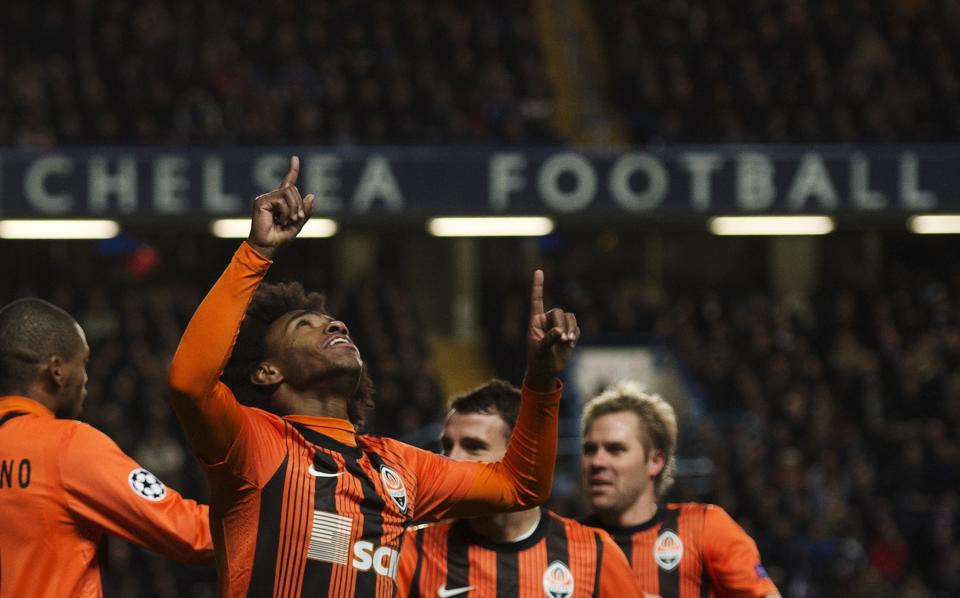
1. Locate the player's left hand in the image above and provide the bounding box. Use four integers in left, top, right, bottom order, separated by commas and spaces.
523, 269, 579, 391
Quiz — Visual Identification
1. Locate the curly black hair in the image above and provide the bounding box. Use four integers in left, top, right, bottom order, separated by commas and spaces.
449, 379, 520, 436
222, 281, 375, 431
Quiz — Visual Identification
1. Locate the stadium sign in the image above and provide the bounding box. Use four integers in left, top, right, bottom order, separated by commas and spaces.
0, 147, 952, 218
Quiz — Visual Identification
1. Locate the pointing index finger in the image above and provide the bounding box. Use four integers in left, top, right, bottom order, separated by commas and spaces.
281, 155, 300, 188
530, 269, 545, 317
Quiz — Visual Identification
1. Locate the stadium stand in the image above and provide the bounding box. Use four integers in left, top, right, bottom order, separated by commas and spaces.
2, 0, 556, 145
592, 0, 960, 142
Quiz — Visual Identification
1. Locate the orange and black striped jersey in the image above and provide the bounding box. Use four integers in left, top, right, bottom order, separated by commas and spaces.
397, 509, 641, 598
168, 242, 563, 597
582, 503, 779, 598
0, 396, 212, 598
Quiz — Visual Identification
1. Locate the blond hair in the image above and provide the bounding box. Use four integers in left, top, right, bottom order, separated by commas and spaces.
581, 380, 678, 497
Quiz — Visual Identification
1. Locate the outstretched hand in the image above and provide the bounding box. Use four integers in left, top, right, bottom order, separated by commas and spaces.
524, 270, 579, 392
247, 156, 316, 259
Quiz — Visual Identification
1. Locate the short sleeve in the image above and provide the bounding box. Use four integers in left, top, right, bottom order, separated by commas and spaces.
701, 506, 779, 597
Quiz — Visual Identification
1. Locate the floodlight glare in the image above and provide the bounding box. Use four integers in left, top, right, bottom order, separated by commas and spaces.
427, 217, 555, 237
907, 215, 960, 234
210, 218, 338, 238
708, 216, 835, 236
0, 220, 120, 239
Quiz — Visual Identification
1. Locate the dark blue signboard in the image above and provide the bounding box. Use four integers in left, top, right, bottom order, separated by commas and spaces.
0, 146, 955, 218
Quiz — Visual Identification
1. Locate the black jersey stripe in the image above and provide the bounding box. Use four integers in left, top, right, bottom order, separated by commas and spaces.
544, 515, 578, 598
246, 454, 289, 597
0, 411, 27, 426
591, 531, 604, 598
345, 451, 388, 596
495, 550, 519, 596
545, 513, 568, 568
446, 522, 471, 590
281, 440, 313, 597
299, 447, 347, 596
275, 432, 305, 597
700, 564, 712, 598
409, 529, 425, 598
612, 531, 633, 566
293, 424, 363, 459
657, 508, 681, 598
274, 436, 298, 598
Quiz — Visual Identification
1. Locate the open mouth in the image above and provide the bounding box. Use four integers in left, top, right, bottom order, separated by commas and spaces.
324, 336, 358, 352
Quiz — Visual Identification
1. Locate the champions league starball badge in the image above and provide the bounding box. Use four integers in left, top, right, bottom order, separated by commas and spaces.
128, 468, 167, 501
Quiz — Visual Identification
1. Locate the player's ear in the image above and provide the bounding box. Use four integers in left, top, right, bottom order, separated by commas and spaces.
41, 354, 67, 390
251, 361, 284, 387
647, 449, 667, 478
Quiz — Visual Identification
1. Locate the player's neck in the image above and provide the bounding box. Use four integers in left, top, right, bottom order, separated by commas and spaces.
470, 507, 541, 543
16, 385, 61, 418
602, 493, 659, 528
272, 369, 365, 419
270, 390, 350, 420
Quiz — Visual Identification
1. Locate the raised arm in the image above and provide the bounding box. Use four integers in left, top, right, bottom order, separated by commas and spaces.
167, 157, 315, 462
414, 270, 579, 519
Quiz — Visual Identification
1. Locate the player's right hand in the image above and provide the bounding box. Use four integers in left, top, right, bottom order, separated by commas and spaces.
247, 155, 315, 259
523, 269, 579, 392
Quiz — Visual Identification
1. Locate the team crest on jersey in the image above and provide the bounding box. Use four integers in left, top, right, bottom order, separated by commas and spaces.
128, 468, 166, 501
379, 465, 408, 514
542, 560, 574, 598
653, 530, 683, 571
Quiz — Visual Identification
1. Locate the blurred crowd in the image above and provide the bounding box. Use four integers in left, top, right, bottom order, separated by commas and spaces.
10, 0, 960, 147
654, 280, 960, 597
2, 0, 555, 146
596, 0, 960, 142
484, 237, 960, 597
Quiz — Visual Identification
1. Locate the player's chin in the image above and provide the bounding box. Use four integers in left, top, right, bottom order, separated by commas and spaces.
325, 357, 364, 378
587, 485, 616, 503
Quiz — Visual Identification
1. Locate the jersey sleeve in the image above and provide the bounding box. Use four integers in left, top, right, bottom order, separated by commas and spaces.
167, 241, 271, 464
405, 383, 561, 521
59, 424, 213, 564
701, 506, 779, 597
395, 527, 421, 597
597, 530, 643, 597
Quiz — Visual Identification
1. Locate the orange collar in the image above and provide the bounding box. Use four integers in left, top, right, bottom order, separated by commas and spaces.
283, 414, 357, 446
0, 396, 55, 419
